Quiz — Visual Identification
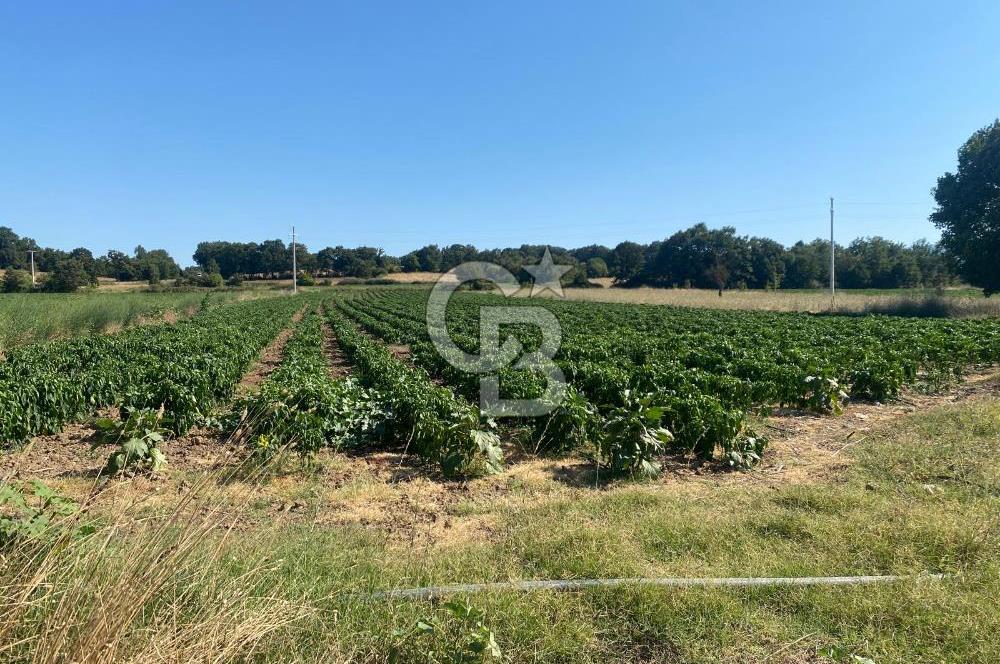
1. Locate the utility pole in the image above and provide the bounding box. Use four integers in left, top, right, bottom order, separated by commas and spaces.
829, 197, 835, 307
27, 250, 36, 286
291, 226, 297, 294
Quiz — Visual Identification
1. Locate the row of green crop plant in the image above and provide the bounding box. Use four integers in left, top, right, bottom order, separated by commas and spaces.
227, 308, 384, 460
334, 288, 1000, 470
356, 288, 1000, 403
0, 296, 303, 445
323, 303, 503, 477
332, 293, 754, 473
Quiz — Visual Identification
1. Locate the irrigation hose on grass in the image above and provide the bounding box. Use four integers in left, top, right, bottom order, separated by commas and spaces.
370, 573, 950, 601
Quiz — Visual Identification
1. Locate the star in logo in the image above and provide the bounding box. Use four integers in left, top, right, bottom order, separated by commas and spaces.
524, 247, 572, 298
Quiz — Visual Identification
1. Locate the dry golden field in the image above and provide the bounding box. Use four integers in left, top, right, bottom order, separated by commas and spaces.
562, 283, 1000, 316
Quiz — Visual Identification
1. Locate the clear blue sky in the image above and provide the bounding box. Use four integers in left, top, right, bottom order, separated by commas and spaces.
2, 1, 999, 265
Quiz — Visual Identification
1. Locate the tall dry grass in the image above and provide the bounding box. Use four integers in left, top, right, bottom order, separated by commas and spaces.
561, 286, 1000, 316
0, 466, 315, 664
0, 292, 205, 352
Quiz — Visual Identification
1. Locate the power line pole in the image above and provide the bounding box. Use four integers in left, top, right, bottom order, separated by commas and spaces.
291, 226, 297, 294
27, 250, 36, 286
829, 197, 835, 307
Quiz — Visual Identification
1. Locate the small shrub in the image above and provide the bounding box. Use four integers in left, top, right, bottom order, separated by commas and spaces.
600, 390, 674, 476
801, 375, 849, 414
534, 387, 601, 454
724, 430, 768, 469
0, 480, 82, 546
91, 408, 170, 474
391, 600, 502, 663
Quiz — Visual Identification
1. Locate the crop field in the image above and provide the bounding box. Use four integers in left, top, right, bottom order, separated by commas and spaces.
330, 288, 1000, 472
7, 288, 997, 477
2, 288, 1000, 662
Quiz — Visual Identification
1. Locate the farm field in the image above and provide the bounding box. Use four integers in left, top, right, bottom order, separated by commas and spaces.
2, 287, 1000, 662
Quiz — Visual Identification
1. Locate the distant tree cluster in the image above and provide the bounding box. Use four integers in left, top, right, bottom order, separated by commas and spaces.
580, 225, 954, 290
187, 228, 955, 291
392, 230, 953, 290
191, 241, 401, 281
101, 246, 181, 285
0, 222, 961, 294
0, 226, 180, 292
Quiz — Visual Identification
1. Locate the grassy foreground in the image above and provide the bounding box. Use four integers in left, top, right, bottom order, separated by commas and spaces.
3, 399, 999, 662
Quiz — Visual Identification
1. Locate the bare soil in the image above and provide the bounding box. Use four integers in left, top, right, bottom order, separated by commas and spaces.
387, 344, 412, 362
235, 307, 305, 394
321, 322, 353, 378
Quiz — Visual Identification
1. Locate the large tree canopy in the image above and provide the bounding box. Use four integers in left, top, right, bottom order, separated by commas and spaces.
931, 119, 1000, 296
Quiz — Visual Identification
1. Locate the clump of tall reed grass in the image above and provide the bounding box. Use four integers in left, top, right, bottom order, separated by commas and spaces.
0, 292, 228, 353
0, 469, 316, 663
860, 295, 1000, 318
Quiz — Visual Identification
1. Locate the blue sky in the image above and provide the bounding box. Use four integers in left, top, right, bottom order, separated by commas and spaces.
2, 1, 999, 264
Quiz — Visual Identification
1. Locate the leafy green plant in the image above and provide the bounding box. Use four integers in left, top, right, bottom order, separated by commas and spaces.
91, 408, 169, 474
818, 644, 876, 664
231, 311, 387, 461
600, 390, 674, 476
0, 295, 303, 444
390, 600, 502, 663
801, 375, 849, 414
0, 480, 82, 546
533, 386, 601, 454
724, 430, 768, 469
328, 288, 1000, 476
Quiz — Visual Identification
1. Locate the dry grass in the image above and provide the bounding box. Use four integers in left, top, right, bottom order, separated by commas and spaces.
0, 471, 314, 664
562, 285, 1000, 315
94, 278, 151, 292
356, 271, 447, 284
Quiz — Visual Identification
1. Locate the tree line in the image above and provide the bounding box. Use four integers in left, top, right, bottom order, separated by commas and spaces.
186, 229, 955, 291
1, 226, 181, 292
2, 119, 997, 294
0, 222, 961, 293
182, 121, 1000, 293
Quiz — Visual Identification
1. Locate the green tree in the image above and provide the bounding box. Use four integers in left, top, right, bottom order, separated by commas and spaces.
585, 256, 609, 278
931, 119, 1000, 295
610, 241, 645, 284
400, 252, 422, 272
0, 227, 21, 268
3, 268, 33, 293
44, 258, 94, 292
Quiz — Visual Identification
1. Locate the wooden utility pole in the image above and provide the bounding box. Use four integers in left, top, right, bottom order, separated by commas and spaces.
291, 226, 297, 294
829, 197, 835, 307
27, 250, 36, 286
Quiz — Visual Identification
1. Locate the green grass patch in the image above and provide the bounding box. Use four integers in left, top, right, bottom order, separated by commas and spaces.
5, 399, 998, 662
218, 399, 1000, 662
